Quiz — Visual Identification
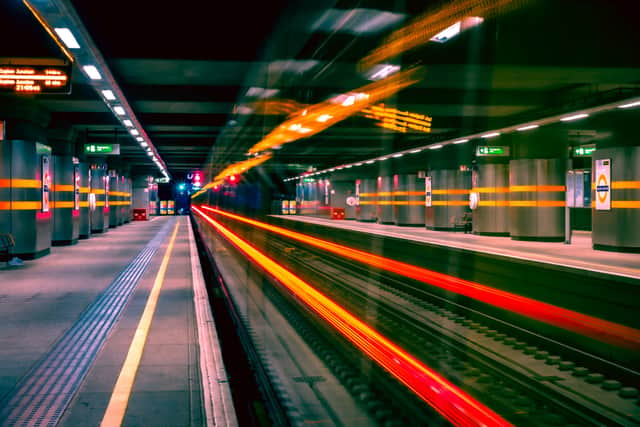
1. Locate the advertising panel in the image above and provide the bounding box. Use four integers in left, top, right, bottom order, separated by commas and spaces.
595, 159, 611, 210
41, 156, 50, 212
425, 176, 432, 207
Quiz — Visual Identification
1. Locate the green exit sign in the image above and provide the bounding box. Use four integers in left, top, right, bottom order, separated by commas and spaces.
84, 143, 120, 155
573, 146, 595, 156
476, 146, 509, 156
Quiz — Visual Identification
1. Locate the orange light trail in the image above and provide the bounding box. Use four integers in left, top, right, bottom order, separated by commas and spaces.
359, 0, 528, 68
247, 67, 423, 155
200, 205, 640, 350
192, 206, 512, 427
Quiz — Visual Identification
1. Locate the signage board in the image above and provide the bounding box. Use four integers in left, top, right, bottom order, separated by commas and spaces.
425, 176, 432, 207
574, 145, 596, 157
476, 146, 510, 157
41, 156, 50, 212
0, 61, 72, 94
566, 171, 576, 208
84, 144, 120, 155
74, 165, 80, 210
595, 159, 611, 210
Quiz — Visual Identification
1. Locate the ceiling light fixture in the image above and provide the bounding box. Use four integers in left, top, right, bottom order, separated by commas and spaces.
560, 113, 589, 122
618, 101, 640, 109
122, 119, 133, 127
113, 106, 125, 115
140, 142, 148, 148
130, 129, 139, 136
453, 139, 468, 144
392, 153, 403, 158
481, 132, 500, 138
54, 28, 80, 49
101, 89, 116, 100
429, 144, 443, 150
365, 160, 375, 164
317, 114, 333, 123
82, 65, 102, 80
409, 149, 422, 153
136, 137, 144, 142
517, 124, 539, 131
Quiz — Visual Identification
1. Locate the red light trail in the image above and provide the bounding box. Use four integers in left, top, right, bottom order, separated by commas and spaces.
199, 205, 640, 350
193, 206, 512, 427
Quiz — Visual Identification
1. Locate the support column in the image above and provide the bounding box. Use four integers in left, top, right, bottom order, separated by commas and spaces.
0, 98, 52, 258
592, 146, 640, 252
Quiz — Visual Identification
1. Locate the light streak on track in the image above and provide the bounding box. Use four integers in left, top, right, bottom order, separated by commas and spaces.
193, 206, 512, 427
199, 205, 640, 350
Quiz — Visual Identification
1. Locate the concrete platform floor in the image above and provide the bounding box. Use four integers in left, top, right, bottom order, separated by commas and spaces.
273, 216, 640, 280
0, 216, 205, 426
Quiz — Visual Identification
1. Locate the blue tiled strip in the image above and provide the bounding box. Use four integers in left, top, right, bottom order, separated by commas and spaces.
0, 218, 176, 427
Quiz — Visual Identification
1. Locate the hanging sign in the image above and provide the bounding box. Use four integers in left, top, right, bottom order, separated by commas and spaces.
595, 159, 611, 210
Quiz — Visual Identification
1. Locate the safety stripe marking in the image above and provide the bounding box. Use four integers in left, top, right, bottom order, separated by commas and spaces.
51, 185, 74, 192
100, 221, 180, 427
0, 179, 41, 188
0, 201, 42, 210
0, 218, 175, 427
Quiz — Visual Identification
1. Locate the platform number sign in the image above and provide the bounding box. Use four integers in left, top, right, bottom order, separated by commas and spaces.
595, 159, 611, 210
41, 156, 50, 212
425, 176, 432, 207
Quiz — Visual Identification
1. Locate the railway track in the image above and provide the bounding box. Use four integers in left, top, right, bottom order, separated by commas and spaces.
197, 213, 640, 426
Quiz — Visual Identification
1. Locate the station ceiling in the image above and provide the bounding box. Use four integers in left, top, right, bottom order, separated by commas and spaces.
1, 0, 638, 181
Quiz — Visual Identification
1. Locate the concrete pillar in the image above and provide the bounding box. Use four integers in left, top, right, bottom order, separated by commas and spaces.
472, 163, 510, 235
592, 146, 640, 252
90, 164, 109, 233
425, 169, 471, 231
393, 174, 425, 226
0, 99, 52, 258
356, 178, 377, 222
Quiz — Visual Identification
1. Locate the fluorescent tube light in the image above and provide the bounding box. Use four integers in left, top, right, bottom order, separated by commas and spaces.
113, 106, 125, 115
392, 153, 403, 158
618, 101, 640, 109
54, 28, 80, 49
130, 129, 139, 136
101, 90, 116, 100
560, 113, 589, 122
123, 119, 133, 127
481, 132, 500, 138
409, 149, 422, 153
136, 137, 144, 142
453, 139, 468, 144
140, 142, 148, 148
365, 160, 375, 164
517, 124, 539, 131
429, 144, 443, 150
83, 65, 102, 80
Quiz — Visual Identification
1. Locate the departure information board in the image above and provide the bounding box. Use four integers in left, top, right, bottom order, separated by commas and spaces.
0, 63, 72, 94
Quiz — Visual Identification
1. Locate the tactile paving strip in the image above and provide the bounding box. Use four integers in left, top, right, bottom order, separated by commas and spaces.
0, 218, 176, 427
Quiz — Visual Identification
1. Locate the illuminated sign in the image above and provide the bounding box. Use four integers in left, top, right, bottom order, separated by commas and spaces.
84, 144, 120, 155
573, 146, 596, 156
0, 63, 71, 94
476, 146, 509, 157
362, 104, 432, 134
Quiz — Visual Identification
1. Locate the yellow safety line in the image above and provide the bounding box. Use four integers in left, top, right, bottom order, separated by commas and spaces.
100, 220, 180, 427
